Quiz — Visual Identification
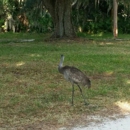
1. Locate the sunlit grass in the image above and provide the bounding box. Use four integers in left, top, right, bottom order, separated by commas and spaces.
115, 101, 130, 113
77, 32, 130, 40
0, 33, 130, 128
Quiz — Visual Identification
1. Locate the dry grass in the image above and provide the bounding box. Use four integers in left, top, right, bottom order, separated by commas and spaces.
0, 33, 130, 129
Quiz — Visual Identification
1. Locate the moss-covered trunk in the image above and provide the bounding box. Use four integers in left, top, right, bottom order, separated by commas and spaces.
43, 0, 75, 38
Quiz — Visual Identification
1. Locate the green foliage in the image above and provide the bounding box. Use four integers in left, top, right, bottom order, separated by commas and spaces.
0, 0, 53, 33
72, 0, 130, 34
118, 3, 130, 33
24, 0, 53, 33
0, 19, 4, 26
0, 0, 130, 34
72, 0, 111, 33
28, 11, 53, 33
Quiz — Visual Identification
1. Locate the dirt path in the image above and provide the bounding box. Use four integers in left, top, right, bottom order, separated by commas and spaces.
60, 101, 130, 130
70, 114, 130, 130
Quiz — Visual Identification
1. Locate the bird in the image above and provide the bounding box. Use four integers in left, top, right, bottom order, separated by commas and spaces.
58, 54, 91, 105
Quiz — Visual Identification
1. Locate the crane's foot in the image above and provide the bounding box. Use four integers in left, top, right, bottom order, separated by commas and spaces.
71, 101, 74, 106
84, 102, 89, 106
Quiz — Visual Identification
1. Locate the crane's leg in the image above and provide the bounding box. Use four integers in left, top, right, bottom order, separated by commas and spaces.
72, 83, 74, 106
77, 85, 89, 105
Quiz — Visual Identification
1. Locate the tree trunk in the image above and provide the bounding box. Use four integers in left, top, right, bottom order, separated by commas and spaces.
43, 0, 75, 38
113, 0, 118, 38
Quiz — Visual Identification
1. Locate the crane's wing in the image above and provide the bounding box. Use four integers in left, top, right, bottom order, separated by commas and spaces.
69, 67, 86, 83
62, 66, 87, 84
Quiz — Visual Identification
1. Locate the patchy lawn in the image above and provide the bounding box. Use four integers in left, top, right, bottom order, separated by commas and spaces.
0, 33, 130, 129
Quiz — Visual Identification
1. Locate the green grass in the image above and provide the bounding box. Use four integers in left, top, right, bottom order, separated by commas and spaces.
77, 32, 130, 40
0, 32, 130, 128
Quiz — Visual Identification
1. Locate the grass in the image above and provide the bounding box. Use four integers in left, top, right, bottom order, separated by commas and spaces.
0, 32, 130, 128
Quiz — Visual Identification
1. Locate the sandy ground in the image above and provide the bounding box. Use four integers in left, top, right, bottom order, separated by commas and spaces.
59, 114, 130, 130
59, 101, 130, 130
72, 114, 130, 130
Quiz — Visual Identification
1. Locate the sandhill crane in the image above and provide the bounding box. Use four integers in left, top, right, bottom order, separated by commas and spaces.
58, 55, 91, 105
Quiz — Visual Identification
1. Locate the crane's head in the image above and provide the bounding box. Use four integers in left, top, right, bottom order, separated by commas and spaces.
60, 54, 64, 63
58, 54, 64, 68
58, 54, 65, 73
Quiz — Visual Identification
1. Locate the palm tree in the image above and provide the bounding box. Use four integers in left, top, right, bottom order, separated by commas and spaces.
113, 0, 118, 38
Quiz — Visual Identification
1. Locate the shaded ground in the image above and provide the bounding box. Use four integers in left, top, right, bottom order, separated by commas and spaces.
1, 102, 130, 130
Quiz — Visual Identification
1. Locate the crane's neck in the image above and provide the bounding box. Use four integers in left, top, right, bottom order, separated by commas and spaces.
58, 55, 64, 73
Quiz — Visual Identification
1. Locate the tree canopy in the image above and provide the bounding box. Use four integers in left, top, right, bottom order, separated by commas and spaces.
0, 0, 130, 38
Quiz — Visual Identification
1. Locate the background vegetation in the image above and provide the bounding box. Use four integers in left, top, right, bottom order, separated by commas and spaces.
0, 0, 130, 34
